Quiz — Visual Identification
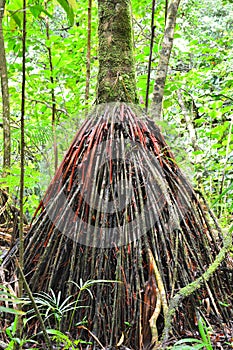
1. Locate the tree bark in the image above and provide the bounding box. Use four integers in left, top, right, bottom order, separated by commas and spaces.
151, 0, 181, 119
177, 89, 199, 152
46, 15, 58, 171
0, 0, 11, 173
97, 0, 137, 103
85, 0, 92, 104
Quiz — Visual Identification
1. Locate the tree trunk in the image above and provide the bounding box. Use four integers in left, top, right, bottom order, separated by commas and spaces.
177, 89, 199, 152
0, 0, 11, 174
151, 0, 181, 119
2, 2, 233, 350
97, 0, 137, 103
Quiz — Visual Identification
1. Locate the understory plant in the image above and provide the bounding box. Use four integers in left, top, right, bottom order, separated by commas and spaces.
171, 317, 213, 350
0, 285, 36, 349
0, 279, 115, 349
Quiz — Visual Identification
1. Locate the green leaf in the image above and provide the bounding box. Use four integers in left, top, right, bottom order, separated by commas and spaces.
198, 317, 212, 349
211, 143, 222, 149
163, 99, 173, 108
212, 182, 233, 206
0, 306, 25, 315
194, 118, 206, 125
29, 5, 53, 18
229, 223, 233, 233
172, 346, 204, 350
56, 0, 74, 26
218, 301, 231, 307
0, 297, 27, 304
46, 329, 65, 336
29, 5, 43, 18
211, 101, 223, 108
192, 150, 204, 155
173, 338, 203, 345
209, 110, 222, 119
8, 10, 21, 28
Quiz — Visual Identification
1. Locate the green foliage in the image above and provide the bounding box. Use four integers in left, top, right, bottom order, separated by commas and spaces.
130, 0, 232, 228
68, 279, 120, 331
0, 285, 38, 349
171, 317, 213, 350
5, 316, 39, 349
0, 0, 232, 225
56, 0, 75, 26
24, 278, 119, 334
161, 0, 233, 226
0, 286, 27, 315
27, 289, 85, 330
45, 329, 92, 349
0, 0, 99, 217
0, 279, 114, 348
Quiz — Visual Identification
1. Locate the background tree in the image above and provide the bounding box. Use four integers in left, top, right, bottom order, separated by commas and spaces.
151, 0, 180, 119
0, 0, 11, 175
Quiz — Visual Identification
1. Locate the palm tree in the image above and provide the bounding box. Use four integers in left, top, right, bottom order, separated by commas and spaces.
2, 1, 232, 348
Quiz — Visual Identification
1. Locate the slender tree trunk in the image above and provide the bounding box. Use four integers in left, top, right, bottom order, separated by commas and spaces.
145, 0, 156, 111
16, 0, 26, 343
97, 0, 137, 103
18, 0, 27, 300
85, 0, 92, 104
0, 0, 11, 174
151, 0, 181, 119
177, 89, 199, 151
46, 16, 58, 171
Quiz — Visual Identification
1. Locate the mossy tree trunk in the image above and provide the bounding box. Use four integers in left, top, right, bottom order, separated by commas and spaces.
97, 0, 137, 103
